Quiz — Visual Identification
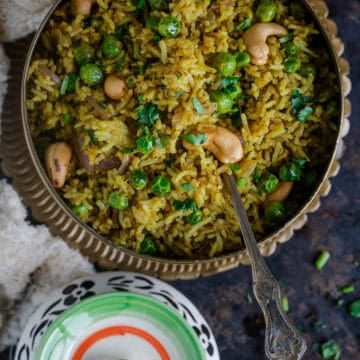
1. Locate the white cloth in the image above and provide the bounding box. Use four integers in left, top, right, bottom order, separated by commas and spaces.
0, 0, 94, 349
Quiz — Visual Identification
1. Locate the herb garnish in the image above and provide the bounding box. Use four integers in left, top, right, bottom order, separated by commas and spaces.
136, 103, 161, 129
87, 129, 98, 145
181, 183, 194, 192
192, 97, 204, 115
182, 133, 208, 147
236, 18, 252, 31
291, 89, 314, 123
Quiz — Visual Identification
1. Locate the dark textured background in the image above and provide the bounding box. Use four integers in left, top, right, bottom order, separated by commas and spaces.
0, 0, 359, 359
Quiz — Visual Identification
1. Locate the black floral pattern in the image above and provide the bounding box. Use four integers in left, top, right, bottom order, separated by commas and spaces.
62, 280, 95, 306
193, 323, 214, 356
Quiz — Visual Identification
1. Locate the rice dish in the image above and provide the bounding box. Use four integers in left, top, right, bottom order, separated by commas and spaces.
27, 0, 339, 258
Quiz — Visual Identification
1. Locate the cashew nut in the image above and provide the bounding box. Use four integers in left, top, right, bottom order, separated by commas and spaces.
71, 0, 96, 16
104, 75, 127, 100
183, 126, 244, 164
266, 182, 293, 202
45, 142, 72, 189
243, 23, 287, 65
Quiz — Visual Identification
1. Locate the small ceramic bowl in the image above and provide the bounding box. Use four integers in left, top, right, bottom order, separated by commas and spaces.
0, 0, 351, 279
15, 272, 219, 360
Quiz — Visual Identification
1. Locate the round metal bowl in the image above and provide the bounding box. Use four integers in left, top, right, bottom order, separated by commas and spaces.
1, 0, 351, 279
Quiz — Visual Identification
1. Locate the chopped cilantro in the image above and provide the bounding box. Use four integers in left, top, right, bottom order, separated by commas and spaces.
348, 299, 360, 318
229, 165, 240, 172
279, 32, 294, 44
173, 198, 198, 212
153, 34, 161, 44
183, 133, 208, 147
175, 91, 185, 98
63, 112, 71, 126
60, 73, 77, 96
281, 296, 289, 312
181, 183, 194, 192
96, 100, 106, 109
236, 18, 252, 31
115, 59, 125, 71
236, 177, 246, 188
87, 129, 98, 145
321, 340, 341, 360
340, 284, 355, 294
115, 24, 128, 39
246, 292, 253, 304
155, 135, 168, 148
192, 97, 204, 115
291, 89, 314, 123
165, 154, 175, 168
291, 158, 309, 168
253, 167, 260, 182
132, 0, 146, 10
221, 76, 240, 89
136, 103, 161, 129
122, 147, 136, 153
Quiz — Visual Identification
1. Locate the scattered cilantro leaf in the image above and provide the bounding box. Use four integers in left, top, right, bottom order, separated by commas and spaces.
246, 292, 253, 304
253, 167, 260, 182
291, 158, 309, 169
136, 103, 161, 129
115, 59, 125, 71
96, 100, 106, 109
221, 76, 239, 89
349, 299, 360, 318
172, 198, 198, 212
115, 24, 128, 39
340, 284, 355, 294
236, 18, 252, 31
165, 154, 175, 168
132, 0, 146, 10
321, 340, 341, 360
87, 129, 98, 145
155, 135, 168, 148
183, 133, 208, 147
181, 183, 194, 192
122, 147, 135, 153
192, 97, 204, 115
279, 32, 294, 44
229, 165, 240, 172
63, 112, 71, 126
291, 89, 314, 123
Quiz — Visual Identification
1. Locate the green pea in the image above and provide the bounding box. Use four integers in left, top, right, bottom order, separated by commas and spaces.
290, 2, 307, 20
279, 163, 301, 182
210, 90, 234, 114
149, 0, 168, 11
72, 203, 89, 217
79, 64, 103, 86
257, 172, 279, 193
213, 53, 237, 76
108, 191, 129, 210
234, 51, 251, 68
140, 236, 157, 255
136, 134, 155, 154
283, 42, 299, 57
256, 0, 277, 23
101, 35, 123, 59
284, 57, 301, 73
265, 201, 286, 223
158, 16, 181, 38
298, 63, 316, 78
74, 43, 94, 66
151, 175, 171, 196
130, 170, 148, 190
185, 210, 203, 224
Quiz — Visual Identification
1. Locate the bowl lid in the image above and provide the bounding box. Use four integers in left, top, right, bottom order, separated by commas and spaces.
34, 292, 206, 360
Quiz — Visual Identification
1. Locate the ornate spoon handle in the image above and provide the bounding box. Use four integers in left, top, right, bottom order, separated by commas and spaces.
223, 174, 307, 360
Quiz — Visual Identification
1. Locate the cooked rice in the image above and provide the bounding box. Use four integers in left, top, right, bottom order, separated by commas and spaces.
27, 0, 339, 258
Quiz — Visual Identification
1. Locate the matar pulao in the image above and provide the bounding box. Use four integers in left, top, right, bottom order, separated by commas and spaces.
26, 0, 339, 258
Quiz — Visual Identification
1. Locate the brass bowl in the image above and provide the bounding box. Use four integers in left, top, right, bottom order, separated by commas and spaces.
0, 0, 351, 279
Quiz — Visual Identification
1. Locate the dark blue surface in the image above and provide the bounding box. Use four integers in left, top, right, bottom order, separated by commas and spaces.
0, 1, 359, 359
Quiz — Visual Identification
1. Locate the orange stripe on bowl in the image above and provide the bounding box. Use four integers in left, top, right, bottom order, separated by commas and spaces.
72, 325, 170, 360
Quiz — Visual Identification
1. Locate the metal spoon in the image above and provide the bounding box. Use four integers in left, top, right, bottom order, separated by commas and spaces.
223, 173, 307, 360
